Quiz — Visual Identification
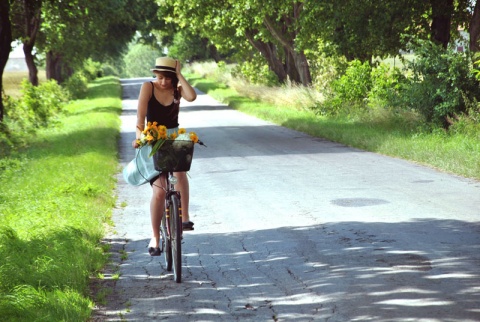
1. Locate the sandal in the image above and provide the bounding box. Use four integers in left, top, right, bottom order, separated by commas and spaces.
148, 247, 161, 256
148, 238, 162, 256
182, 221, 194, 231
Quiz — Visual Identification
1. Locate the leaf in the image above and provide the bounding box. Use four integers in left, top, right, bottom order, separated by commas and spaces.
149, 139, 165, 157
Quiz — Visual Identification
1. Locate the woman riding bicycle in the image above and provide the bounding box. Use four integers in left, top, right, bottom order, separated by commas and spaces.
131, 57, 197, 256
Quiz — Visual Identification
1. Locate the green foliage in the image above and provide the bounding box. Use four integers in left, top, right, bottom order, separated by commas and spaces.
307, 46, 347, 92
64, 72, 89, 99
0, 76, 120, 321
334, 60, 372, 102
123, 43, 162, 77
317, 60, 372, 115
19, 79, 66, 127
397, 41, 480, 127
101, 63, 120, 77
167, 30, 210, 62
0, 227, 98, 321
367, 63, 407, 109
189, 65, 480, 179
303, 0, 431, 61
231, 55, 280, 86
449, 106, 480, 137
82, 59, 103, 81
1, 76, 67, 152
0, 93, 31, 149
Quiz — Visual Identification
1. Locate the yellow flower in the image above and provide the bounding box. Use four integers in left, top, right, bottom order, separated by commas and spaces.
169, 132, 178, 139
178, 128, 186, 134
150, 127, 158, 138
189, 132, 199, 143
158, 125, 167, 134
159, 132, 168, 140
145, 134, 154, 141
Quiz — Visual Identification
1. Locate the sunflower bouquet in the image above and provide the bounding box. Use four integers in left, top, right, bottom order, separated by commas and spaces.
136, 122, 200, 172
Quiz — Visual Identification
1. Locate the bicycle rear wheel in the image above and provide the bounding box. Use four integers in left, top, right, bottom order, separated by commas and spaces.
161, 213, 172, 271
169, 193, 182, 283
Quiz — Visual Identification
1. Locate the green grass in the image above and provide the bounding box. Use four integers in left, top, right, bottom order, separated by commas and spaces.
189, 76, 480, 180
0, 76, 121, 321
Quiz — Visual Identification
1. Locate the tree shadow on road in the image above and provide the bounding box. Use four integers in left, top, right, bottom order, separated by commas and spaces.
92, 218, 480, 321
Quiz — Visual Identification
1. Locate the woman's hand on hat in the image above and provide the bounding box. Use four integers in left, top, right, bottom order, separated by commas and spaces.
175, 59, 181, 74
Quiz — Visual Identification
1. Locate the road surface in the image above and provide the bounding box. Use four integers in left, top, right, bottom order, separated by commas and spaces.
91, 78, 480, 322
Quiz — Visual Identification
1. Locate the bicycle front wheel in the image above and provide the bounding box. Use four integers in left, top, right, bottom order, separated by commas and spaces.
161, 213, 172, 271
169, 193, 182, 283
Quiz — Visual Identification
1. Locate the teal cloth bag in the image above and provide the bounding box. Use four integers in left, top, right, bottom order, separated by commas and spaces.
122, 145, 160, 186
122, 127, 178, 186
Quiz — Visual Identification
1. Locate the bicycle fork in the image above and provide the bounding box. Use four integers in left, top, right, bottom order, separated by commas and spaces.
164, 190, 183, 238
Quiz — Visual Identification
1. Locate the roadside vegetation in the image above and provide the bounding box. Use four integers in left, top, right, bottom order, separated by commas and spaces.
0, 72, 120, 321
1, 1, 480, 320
186, 57, 480, 180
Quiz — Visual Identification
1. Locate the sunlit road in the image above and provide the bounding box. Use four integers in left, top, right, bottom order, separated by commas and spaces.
92, 78, 480, 321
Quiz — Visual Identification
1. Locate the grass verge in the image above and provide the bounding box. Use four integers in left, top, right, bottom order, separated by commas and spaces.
188, 75, 480, 180
0, 76, 121, 321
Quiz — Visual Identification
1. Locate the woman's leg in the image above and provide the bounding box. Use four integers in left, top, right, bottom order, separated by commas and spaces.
150, 174, 166, 248
175, 172, 190, 223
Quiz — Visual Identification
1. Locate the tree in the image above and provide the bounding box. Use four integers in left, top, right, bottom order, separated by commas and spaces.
39, 0, 141, 83
7, 0, 160, 84
0, 0, 13, 122
430, 0, 454, 49
10, 0, 42, 86
304, 0, 431, 62
469, 1, 480, 51
159, 0, 313, 85
123, 43, 161, 77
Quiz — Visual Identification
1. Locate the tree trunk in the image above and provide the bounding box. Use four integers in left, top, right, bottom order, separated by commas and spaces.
292, 51, 311, 85
263, 16, 311, 86
284, 49, 301, 83
245, 29, 287, 83
23, 43, 38, 86
46, 51, 73, 84
21, 0, 42, 86
430, 0, 453, 49
0, 0, 13, 122
469, 1, 480, 52
46, 51, 60, 82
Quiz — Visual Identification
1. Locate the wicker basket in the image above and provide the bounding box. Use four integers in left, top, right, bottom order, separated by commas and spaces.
153, 140, 194, 172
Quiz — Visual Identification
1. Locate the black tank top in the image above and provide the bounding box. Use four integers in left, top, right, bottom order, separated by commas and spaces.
146, 82, 179, 128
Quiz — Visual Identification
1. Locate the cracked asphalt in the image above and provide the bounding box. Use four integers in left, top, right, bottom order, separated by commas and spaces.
91, 77, 480, 322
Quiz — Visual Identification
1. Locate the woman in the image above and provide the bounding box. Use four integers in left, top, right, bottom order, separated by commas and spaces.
132, 57, 197, 256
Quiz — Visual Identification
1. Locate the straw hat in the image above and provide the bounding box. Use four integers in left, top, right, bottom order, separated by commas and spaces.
150, 57, 176, 73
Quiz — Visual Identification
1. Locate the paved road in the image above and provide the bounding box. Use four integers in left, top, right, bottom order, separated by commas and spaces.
92, 78, 480, 322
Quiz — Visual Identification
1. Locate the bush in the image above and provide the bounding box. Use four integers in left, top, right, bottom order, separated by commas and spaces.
82, 59, 103, 81
231, 55, 279, 86
0, 80, 67, 153
316, 59, 372, 115
368, 63, 407, 109
64, 72, 89, 100
399, 40, 480, 127
123, 44, 162, 78
20, 79, 66, 127
309, 54, 347, 93
168, 30, 211, 62
101, 64, 119, 77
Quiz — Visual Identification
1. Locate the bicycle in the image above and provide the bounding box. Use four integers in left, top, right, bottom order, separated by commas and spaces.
152, 138, 203, 283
